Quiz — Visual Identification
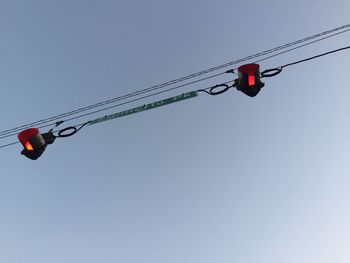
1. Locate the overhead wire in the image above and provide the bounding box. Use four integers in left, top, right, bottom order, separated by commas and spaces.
61, 44, 350, 130
0, 72, 227, 138
260, 45, 350, 77
50, 42, 350, 137
280, 45, 350, 69
0, 23, 349, 139
2, 44, 350, 150
253, 28, 350, 64
1, 24, 350, 150
0, 141, 20, 149
0, 72, 229, 140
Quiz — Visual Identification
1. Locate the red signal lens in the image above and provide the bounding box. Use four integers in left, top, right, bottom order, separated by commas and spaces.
25, 141, 34, 151
248, 75, 256, 86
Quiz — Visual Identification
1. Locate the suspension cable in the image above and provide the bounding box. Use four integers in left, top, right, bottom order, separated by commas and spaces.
1, 25, 350, 150
1, 24, 349, 138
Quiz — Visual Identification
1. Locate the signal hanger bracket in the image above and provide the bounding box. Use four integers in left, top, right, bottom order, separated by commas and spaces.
198, 83, 236, 96
42, 132, 56, 145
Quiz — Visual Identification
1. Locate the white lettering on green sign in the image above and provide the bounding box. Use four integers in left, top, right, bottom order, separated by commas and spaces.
89, 91, 198, 125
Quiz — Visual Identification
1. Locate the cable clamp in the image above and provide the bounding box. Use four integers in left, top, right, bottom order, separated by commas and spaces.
56, 122, 91, 138
198, 83, 236, 96
261, 68, 283, 78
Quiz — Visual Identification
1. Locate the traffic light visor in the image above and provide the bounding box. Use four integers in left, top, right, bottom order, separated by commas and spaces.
18, 128, 40, 144
238, 64, 260, 79
238, 64, 261, 87
18, 128, 46, 150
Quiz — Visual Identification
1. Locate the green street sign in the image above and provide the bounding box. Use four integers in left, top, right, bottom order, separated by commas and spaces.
89, 91, 198, 126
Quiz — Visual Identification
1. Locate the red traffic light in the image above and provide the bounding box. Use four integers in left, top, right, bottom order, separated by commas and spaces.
18, 128, 55, 160
235, 63, 265, 97
18, 128, 44, 150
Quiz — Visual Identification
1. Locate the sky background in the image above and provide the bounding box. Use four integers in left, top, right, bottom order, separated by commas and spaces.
1, 1, 350, 262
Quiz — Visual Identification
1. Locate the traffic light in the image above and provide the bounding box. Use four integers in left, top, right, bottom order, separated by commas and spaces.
235, 63, 265, 97
18, 128, 56, 160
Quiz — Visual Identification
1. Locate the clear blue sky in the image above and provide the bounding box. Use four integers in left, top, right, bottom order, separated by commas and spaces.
1, 1, 350, 262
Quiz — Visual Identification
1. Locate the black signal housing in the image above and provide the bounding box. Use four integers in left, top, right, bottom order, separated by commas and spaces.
235, 63, 265, 97
18, 128, 56, 160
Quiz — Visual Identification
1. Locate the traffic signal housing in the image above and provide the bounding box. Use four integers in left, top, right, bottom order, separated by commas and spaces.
235, 63, 265, 97
18, 128, 56, 160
